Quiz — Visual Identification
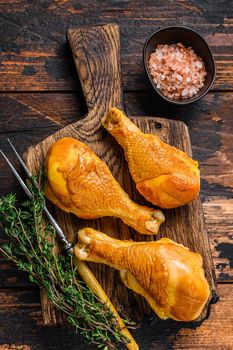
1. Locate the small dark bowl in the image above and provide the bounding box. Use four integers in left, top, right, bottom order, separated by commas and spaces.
143, 26, 216, 105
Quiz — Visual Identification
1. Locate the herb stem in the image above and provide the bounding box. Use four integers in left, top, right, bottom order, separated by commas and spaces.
0, 182, 135, 349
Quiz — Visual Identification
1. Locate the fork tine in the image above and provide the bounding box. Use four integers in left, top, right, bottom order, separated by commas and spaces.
7, 138, 33, 177
0, 149, 33, 200
7, 138, 41, 191
1, 145, 73, 252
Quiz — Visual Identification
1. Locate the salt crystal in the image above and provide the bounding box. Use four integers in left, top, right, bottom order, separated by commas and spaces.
157, 53, 163, 60
177, 74, 182, 81
196, 61, 202, 69
148, 43, 207, 100
181, 88, 188, 97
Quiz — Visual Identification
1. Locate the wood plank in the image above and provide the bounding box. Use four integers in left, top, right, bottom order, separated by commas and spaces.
0, 91, 232, 282
203, 198, 233, 282
1, 1, 233, 91
0, 258, 34, 288
0, 284, 232, 350
0, 288, 40, 310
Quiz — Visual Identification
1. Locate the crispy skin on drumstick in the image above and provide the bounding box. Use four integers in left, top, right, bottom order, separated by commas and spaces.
101, 108, 200, 209
75, 228, 210, 322
45, 137, 164, 235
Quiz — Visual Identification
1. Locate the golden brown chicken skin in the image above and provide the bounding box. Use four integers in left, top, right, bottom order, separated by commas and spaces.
75, 228, 210, 322
101, 108, 200, 209
45, 137, 165, 235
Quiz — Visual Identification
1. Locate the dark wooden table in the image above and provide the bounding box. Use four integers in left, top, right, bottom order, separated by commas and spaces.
0, 1, 233, 349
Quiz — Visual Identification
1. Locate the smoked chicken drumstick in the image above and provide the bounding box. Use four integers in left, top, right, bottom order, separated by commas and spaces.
102, 108, 200, 209
75, 228, 210, 322
45, 137, 164, 235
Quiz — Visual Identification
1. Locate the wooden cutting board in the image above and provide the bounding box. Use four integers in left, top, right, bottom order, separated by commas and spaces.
25, 24, 218, 325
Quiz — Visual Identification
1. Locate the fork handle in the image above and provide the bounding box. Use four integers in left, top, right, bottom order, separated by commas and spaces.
73, 257, 138, 350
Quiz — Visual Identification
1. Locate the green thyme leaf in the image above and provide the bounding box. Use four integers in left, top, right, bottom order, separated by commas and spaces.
0, 177, 130, 349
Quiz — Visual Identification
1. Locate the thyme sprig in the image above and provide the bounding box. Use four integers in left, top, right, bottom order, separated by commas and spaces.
0, 181, 130, 349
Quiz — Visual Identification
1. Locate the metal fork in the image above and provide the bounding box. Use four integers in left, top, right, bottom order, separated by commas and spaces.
0, 139, 73, 253
0, 139, 138, 350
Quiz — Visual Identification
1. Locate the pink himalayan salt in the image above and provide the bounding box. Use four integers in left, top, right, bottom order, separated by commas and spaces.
148, 43, 207, 100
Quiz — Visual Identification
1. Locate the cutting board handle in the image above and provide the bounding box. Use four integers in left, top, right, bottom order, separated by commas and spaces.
67, 24, 124, 122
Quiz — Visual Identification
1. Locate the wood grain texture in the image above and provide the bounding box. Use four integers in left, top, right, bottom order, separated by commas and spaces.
0, 284, 232, 350
0, 2, 232, 349
24, 25, 217, 327
203, 198, 233, 282
0, 288, 40, 310
67, 25, 124, 114
1, 0, 233, 91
